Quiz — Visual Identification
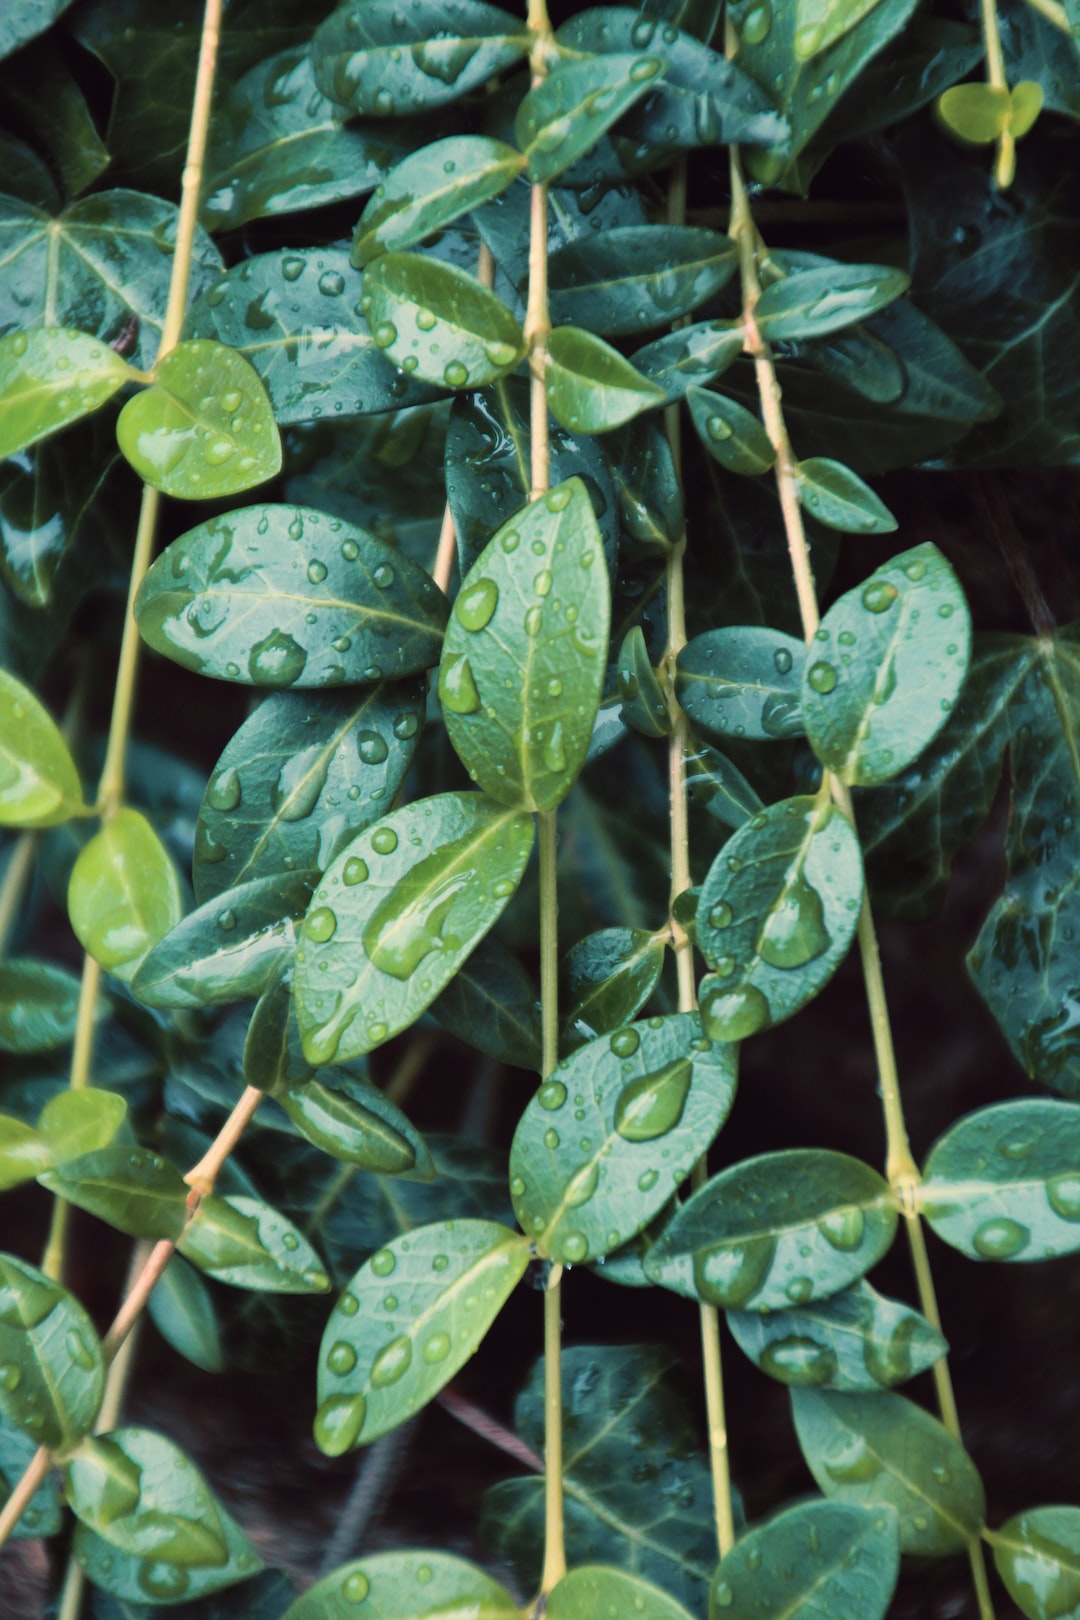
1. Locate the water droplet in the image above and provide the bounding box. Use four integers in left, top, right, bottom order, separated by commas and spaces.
706, 413, 733, 441
524, 605, 543, 638
539, 1080, 568, 1110
1047, 1174, 1080, 1221
773, 646, 793, 674
701, 978, 771, 1042
708, 900, 733, 930
206, 766, 241, 812
638, 1168, 659, 1191
757, 873, 830, 970
370, 1335, 412, 1386
794, 21, 824, 56
760, 1335, 838, 1386
864, 1317, 921, 1386
315, 1393, 367, 1455
305, 907, 338, 943
282, 256, 306, 282
328, 1340, 358, 1375
456, 577, 498, 631
373, 322, 397, 349
344, 857, 369, 886
373, 563, 395, 589
741, 2, 771, 43
416, 307, 437, 331
862, 580, 898, 614
543, 1127, 559, 1149
65, 1329, 96, 1371
371, 827, 398, 855
0, 1364, 19, 1391
361, 835, 474, 979
439, 653, 481, 714
972, 1217, 1030, 1258
370, 1249, 396, 1276
821, 1204, 865, 1250
342, 1570, 370, 1603
609, 1028, 641, 1058
357, 730, 389, 765
542, 721, 567, 775
501, 528, 520, 553
249, 628, 307, 686
394, 712, 420, 740
443, 360, 469, 388
137, 1562, 189, 1600
614, 1058, 692, 1142
693, 1235, 776, 1307
629, 56, 662, 82
824, 1433, 881, 1484
807, 661, 838, 695
534, 569, 553, 598
565, 1161, 600, 1206
561, 1232, 589, 1263
341, 538, 360, 561
713, 1580, 734, 1609
422, 1332, 451, 1364
308, 559, 328, 584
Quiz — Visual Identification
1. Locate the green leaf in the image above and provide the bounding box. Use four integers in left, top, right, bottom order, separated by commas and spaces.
242, 969, 313, 1093
178, 1194, 330, 1293
438, 479, 610, 811
148, 1257, 224, 1375
0, 1115, 50, 1190
686, 386, 775, 475
131, 872, 314, 1011
39, 1146, 189, 1241
0, 190, 223, 370
360, 250, 526, 390
549, 1566, 695, 1620
606, 416, 683, 553
645, 1149, 896, 1310
801, 542, 972, 787
632, 319, 745, 404
685, 744, 765, 830
117, 340, 282, 499
281, 1550, 519, 1620
938, 83, 1011, 145
429, 934, 542, 1070
510, 1013, 737, 1265
921, 1099, 1080, 1261
0, 1410, 61, 1538
312, 0, 531, 116
202, 47, 407, 232
38, 1088, 127, 1163
548, 228, 737, 338
0, 329, 131, 459
294, 791, 534, 1063
791, 1388, 986, 1555
136, 504, 447, 689
0, 959, 85, 1052
482, 1345, 734, 1614
0, 1, 75, 60
677, 627, 806, 742
756, 263, 909, 341
617, 627, 671, 738
546, 327, 666, 435
277, 1071, 433, 1179
0, 417, 124, 609
560, 928, 666, 1051
1010, 80, 1045, 138
992, 1506, 1080, 1620
184, 250, 437, 425
792, 0, 891, 59
709, 1500, 899, 1620
795, 458, 896, 533
67, 808, 183, 984
193, 683, 426, 902
314, 1218, 528, 1453
727, 1279, 947, 1391
64, 1429, 229, 1566
695, 795, 863, 1042
354, 137, 524, 265
0, 668, 83, 827
0, 1253, 104, 1451
516, 55, 666, 185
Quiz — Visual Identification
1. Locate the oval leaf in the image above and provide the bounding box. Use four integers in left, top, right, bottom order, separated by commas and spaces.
0, 328, 130, 458
676, 626, 806, 742
632, 318, 745, 403
178, 1195, 330, 1293
546, 327, 666, 435
686, 385, 775, 475
992, 1506, 1080, 1620
148, 1257, 223, 1375
277, 1071, 433, 1180
355, 136, 525, 264
360, 251, 526, 390
549, 227, 737, 338
39, 1146, 189, 1242
64, 1429, 229, 1567
0, 959, 85, 1052
281, 1550, 520, 1620
38, 1088, 127, 1164
429, 934, 542, 1070
0, 667, 83, 827
560, 927, 666, 1051
516, 55, 666, 186
0, 1253, 104, 1451
548, 1566, 695, 1620
756, 262, 909, 341
67, 808, 183, 984
709, 1500, 899, 1620
795, 457, 897, 533
617, 627, 671, 738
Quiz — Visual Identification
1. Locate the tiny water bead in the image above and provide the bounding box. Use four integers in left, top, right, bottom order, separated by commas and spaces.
315, 1393, 367, 1454
609, 1027, 641, 1058
370, 1335, 412, 1386
327, 1340, 358, 1375
305, 907, 338, 943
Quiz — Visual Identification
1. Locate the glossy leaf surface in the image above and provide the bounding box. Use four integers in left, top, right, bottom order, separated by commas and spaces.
677, 626, 806, 742
992, 1506, 1080, 1620
548, 228, 737, 337
0, 666, 83, 826
709, 1500, 899, 1620
277, 1071, 433, 1180
685, 744, 765, 829
67, 809, 183, 984
795, 457, 897, 534
756, 263, 909, 341
429, 935, 541, 1070
0, 1410, 61, 1538
0, 1117, 50, 1191
38, 1089, 127, 1165
0, 1253, 104, 1450
294, 792, 534, 1062
560, 928, 666, 1051
148, 1258, 223, 1375
632, 319, 745, 404
0, 959, 84, 1052
178, 1195, 330, 1293
546, 327, 666, 435
40, 1147, 188, 1242
64, 1428, 230, 1566
359, 251, 526, 390
549, 1566, 695, 1620
355, 137, 524, 264
686, 385, 775, 476
314, 1219, 528, 1453
516, 55, 666, 185
0, 329, 131, 459
281, 1550, 519, 1620
617, 626, 670, 737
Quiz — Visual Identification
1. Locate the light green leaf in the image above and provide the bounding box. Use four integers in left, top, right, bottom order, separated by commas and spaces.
685, 744, 765, 830
937, 82, 1011, 145
360, 251, 526, 390
686, 385, 775, 475
281, 1550, 519, 1620
791, 1388, 986, 1555
617, 627, 670, 738
560, 928, 666, 1051
314, 1218, 528, 1453
0, 1252, 104, 1451
0, 959, 85, 1052
921, 1099, 1080, 1261
39, 1146, 189, 1242
632, 318, 745, 404
148, 1257, 223, 1375
516, 55, 667, 185
312, 0, 531, 116
38, 1088, 127, 1164
546, 327, 666, 435
277, 1071, 434, 1180
727, 1279, 947, 1390
0, 329, 131, 459
677, 626, 806, 742
64, 1429, 229, 1566
645, 1150, 896, 1310
294, 791, 534, 1063
511, 1013, 737, 1265
0, 666, 84, 827
549, 228, 737, 338
178, 1195, 330, 1293
795, 457, 896, 533
696, 795, 863, 1042
710, 1501, 898, 1619
793, 0, 890, 59
117, 340, 282, 499
800, 542, 972, 786
355, 136, 525, 265
0, 1116, 50, 1191
756, 263, 909, 341
549, 1566, 695, 1620
1010, 80, 1045, 139
992, 1506, 1080, 1620
67, 808, 183, 984
429, 935, 542, 1070
438, 479, 610, 811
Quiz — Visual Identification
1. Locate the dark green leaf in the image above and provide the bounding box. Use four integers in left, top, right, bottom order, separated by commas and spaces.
277, 1071, 434, 1180
685, 744, 765, 829
560, 928, 666, 1051
756, 263, 909, 341
795, 458, 896, 533
991, 1506, 1080, 1620
429, 934, 541, 1070
64, 1429, 230, 1567
135, 504, 448, 689
0, 419, 123, 609
294, 791, 534, 1062
280, 1550, 519, 1620
546, 327, 666, 435
39, 1146, 188, 1241
709, 1500, 899, 1620
516, 55, 666, 186
178, 1195, 330, 1293
548, 228, 737, 338
359, 251, 526, 390
242, 969, 312, 1093
617, 627, 670, 737
148, 1257, 224, 1375
354, 137, 524, 265
605, 416, 683, 552
68, 809, 183, 984
632, 319, 745, 404
0, 1, 75, 60
677, 626, 806, 742
686, 386, 775, 476
0, 959, 84, 1051
0, 329, 131, 458
0, 1252, 104, 1449
314, 1219, 528, 1453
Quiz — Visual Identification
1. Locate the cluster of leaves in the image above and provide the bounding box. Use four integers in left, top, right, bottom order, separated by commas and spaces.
2, 0, 1080, 1617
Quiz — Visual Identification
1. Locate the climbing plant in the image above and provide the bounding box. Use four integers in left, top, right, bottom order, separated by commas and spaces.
0, 0, 1079, 1617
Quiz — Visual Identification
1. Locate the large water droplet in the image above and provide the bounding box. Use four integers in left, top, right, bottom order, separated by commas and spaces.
614, 1058, 692, 1142
864, 1316, 921, 1387
700, 978, 771, 1042
564, 1161, 600, 1207
362, 837, 472, 979
357, 730, 389, 765
757, 873, 830, 970
824, 1433, 881, 1484
820, 1204, 865, 1251
439, 653, 481, 715
305, 906, 338, 944
609, 1028, 641, 1058
249, 628, 307, 686
539, 1080, 567, 1110
862, 581, 898, 614
741, 2, 771, 43
456, 576, 498, 632
693, 1235, 776, 1308
342, 1570, 370, 1603
760, 1335, 838, 1386
327, 1340, 358, 1376
315, 1393, 367, 1455
972, 1217, 1030, 1259
1047, 1173, 1080, 1221
370, 1335, 412, 1387
561, 1231, 589, 1263
807, 660, 837, 695
206, 766, 241, 811
370, 1249, 396, 1276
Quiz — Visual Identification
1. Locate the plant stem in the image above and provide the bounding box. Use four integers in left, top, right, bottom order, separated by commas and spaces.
1019, 0, 1071, 30
728, 142, 997, 1620
980, 0, 1016, 188
437, 1387, 545, 1472
183, 1084, 263, 1198
539, 1262, 566, 1594
0, 831, 36, 955
0, 1445, 51, 1546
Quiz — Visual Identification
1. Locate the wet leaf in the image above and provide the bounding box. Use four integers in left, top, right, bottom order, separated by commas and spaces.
312, 0, 531, 116
359, 250, 526, 390
39, 1146, 189, 1241
0, 669, 82, 827
0, 419, 123, 609
992, 1506, 1080, 1620
549, 1566, 695, 1620
686, 385, 775, 475
677, 626, 806, 742
605, 416, 683, 552
438, 479, 610, 811
355, 137, 524, 265
709, 1500, 898, 1619
801, 542, 971, 786
685, 744, 765, 830
64, 1428, 230, 1566
117, 340, 282, 499
510, 1013, 736, 1265
631, 318, 745, 404
294, 791, 534, 1063
148, 1257, 224, 1375
178, 1195, 330, 1293
314, 1218, 528, 1453
0, 1252, 104, 1450
0, 329, 131, 459
795, 458, 896, 533
756, 263, 909, 341
67, 809, 183, 984
0, 1410, 61, 1538
559, 928, 666, 1051
617, 626, 671, 737
695, 795, 863, 1043
516, 55, 666, 186
792, 0, 891, 59
242, 969, 313, 1094
193, 682, 426, 902
38, 1088, 127, 1164
727, 1279, 947, 1391
131, 872, 314, 1011
429, 934, 541, 1070
546, 327, 666, 435
645, 1149, 896, 1310
0, 1116, 50, 1190
280, 1550, 519, 1620
548, 228, 737, 338
0, 959, 85, 1052
921, 1099, 1080, 1262
791, 1387, 986, 1555
135, 504, 447, 689
277, 1071, 433, 1180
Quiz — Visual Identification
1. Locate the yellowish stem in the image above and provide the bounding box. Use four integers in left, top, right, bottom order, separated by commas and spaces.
1019, 0, 1070, 29
980, 0, 1016, 188
0, 832, 36, 955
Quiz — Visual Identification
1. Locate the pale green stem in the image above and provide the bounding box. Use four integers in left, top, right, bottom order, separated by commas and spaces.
980, 0, 1016, 188
1019, 0, 1071, 29
0, 831, 36, 956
